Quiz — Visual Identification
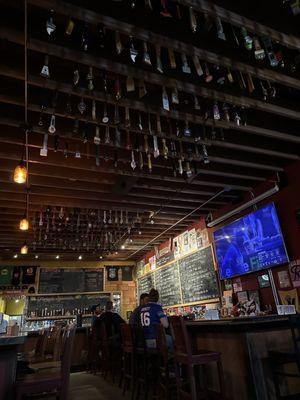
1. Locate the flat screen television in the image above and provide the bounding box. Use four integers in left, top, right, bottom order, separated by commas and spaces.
213, 203, 289, 280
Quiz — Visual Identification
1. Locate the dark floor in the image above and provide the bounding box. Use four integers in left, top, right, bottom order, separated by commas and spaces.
44, 372, 131, 400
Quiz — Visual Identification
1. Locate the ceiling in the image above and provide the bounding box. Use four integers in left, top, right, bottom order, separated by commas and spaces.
0, 0, 299, 261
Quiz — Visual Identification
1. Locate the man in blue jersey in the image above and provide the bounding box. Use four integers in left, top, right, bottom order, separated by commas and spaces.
140, 288, 172, 349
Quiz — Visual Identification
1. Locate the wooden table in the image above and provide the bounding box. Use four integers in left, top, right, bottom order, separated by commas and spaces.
0, 335, 26, 400
186, 315, 299, 400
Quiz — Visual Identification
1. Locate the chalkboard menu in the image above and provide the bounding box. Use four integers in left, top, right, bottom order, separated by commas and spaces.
27, 293, 110, 316
39, 268, 104, 294
154, 262, 181, 306
178, 246, 219, 303
156, 252, 175, 268
137, 273, 154, 296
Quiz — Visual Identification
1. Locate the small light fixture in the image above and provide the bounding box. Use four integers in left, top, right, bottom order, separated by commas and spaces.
55, 255, 60, 259
35, 255, 39, 259
13, 254, 18, 259
129, 238, 133, 243
15, 299, 19, 303
13, 161, 27, 184
121, 245, 125, 250
20, 242, 28, 254
138, 230, 142, 235
78, 255, 82, 260
99, 256, 103, 259
19, 217, 29, 231
115, 251, 118, 255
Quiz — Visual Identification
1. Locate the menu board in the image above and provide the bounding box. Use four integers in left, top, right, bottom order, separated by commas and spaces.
39, 268, 104, 294
137, 273, 154, 296
178, 246, 219, 303
156, 252, 175, 268
154, 262, 181, 306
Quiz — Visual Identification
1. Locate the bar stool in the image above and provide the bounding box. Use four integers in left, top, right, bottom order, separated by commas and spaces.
269, 314, 300, 399
133, 325, 159, 400
120, 323, 136, 399
169, 316, 226, 400
154, 323, 176, 400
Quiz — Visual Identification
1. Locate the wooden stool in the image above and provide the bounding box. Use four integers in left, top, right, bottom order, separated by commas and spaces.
154, 324, 176, 400
169, 316, 226, 400
15, 325, 76, 400
269, 315, 300, 399
120, 323, 136, 400
133, 325, 159, 400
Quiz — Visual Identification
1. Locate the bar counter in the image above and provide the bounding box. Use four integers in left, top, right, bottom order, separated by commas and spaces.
0, 335, 27, 400
186, 315, 298, 400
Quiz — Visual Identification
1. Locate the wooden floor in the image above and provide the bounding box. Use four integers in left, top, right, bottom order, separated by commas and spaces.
45, 372, 130, 400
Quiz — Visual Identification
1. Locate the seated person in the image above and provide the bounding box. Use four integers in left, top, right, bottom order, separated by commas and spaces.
94, 300, 125, 343
140, 288, 172, 349
91, 304, 102, 327
129, 292, 149, 325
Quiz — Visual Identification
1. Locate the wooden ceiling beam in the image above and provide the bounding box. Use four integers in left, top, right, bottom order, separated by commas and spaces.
176, 0, 300, 50
1, 65, 300, 151
1, 27, 299, 120
28, 0, 300, 87
0, 111, 272, 181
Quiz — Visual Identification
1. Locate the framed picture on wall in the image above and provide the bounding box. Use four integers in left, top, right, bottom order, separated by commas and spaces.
122, 266, 133, 281
257, 274, 271, 289
106, 266, 119, 281
277, 270, 291, 289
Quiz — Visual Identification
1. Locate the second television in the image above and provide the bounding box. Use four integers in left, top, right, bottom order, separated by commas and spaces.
213, 203, 289, 280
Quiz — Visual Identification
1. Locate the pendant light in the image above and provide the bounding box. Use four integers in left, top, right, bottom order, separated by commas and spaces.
20, 242, 28, 254
13, 161, 27, 184
19, 217, 29, 231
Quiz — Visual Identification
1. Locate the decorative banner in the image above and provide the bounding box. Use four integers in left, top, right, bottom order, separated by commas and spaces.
289, 260, 300, 288
11, 266, 21, 286
22, 266, 37, 285
0, 266, 13, 285
122, 266, 133, 281
106, 266, 119, 281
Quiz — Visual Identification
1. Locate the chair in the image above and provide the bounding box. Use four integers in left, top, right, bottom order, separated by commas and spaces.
154, 323, 176, 400
120, 323, 136, 399
15, 324, 76, 400
269, 314, 300, 399
169, 316, 225, 400
87, 326, 101, 374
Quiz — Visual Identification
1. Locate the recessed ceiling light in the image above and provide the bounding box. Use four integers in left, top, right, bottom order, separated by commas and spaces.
78, 255, 82, 260
13, 254, 18, 259
138, 230, 142, 235
35, 255, 39, 259
99, 256, 103, 259
115, 251, 118, 255
55, 255, 60, 259
121, 245, 125, 250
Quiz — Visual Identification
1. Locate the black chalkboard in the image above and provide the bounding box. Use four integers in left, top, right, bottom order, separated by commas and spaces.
137, 273, 154, 296
178, 246, 219, 303
156, 252, 175, 268
38, 268, 104, 294
154, 262, 181, 306
27, 293, 110, 317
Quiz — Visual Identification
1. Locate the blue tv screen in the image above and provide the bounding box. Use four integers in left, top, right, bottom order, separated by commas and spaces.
213, 203, 289, 280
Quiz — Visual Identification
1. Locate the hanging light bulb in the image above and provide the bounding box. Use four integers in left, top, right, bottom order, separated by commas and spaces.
13, 161, 27, 184
20, 242, 28, 254
19, 217, 29, 231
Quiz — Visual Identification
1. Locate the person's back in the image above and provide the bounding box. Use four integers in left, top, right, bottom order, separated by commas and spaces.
129, 292, 149, 326
140, 289, 169, 348
94, 301, 125, 339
